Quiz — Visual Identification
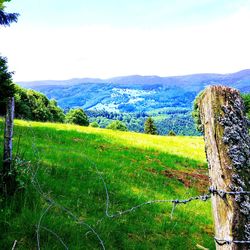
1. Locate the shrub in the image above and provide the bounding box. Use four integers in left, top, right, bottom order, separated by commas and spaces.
65, 108, 89, 126
90, 121, 99, 128
106, 120, 128, 131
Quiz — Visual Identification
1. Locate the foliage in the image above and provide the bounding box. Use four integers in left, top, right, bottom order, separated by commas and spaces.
193, 92, 250, 131
87, 110, 147, 132
0, 56, 15, 102
90, 121, 99, 128
242, 93, 250, 119
192, 91, 205, 132
13, 156, 32, 189
0, 9, 18, 26
87, 110, 200, 135
19, 73, 250, 135
168, 130, 176, 136
13, 85, 65, 122
154, 113, 199, 136
0, 0, 11, 8
47, 99, 65, 123
144, 117, 157, 135
0, 119, 214, 249
106, 120, 128, 131
24, 82, 199, 135
65, 108, 89, 126
0, 0, 19, 26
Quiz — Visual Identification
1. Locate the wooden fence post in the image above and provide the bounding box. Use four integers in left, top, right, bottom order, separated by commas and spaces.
2, 97, 15, 196
198, 86, 250, 249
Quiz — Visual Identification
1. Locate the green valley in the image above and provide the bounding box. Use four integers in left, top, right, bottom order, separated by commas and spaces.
19, 70, 250, 135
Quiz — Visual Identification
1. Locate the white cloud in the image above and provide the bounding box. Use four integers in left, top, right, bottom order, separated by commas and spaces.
1, 6, 250, 81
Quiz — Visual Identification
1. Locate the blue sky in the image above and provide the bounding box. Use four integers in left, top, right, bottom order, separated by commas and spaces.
1, 0, 250, 81
6, 0, 246, 28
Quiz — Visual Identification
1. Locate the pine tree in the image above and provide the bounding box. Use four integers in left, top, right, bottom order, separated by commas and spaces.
144, 117, 157, 135
0, 0, 19, 26
0, 56, 15, 101
168, 130, 176, 136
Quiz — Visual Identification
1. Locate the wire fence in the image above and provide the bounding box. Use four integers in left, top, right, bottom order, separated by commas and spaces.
27, 124, 106, 250
7, 122, 250, 249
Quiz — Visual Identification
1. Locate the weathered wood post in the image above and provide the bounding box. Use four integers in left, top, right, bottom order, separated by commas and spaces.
198, 86, 250, 249
2, 97, 16, 196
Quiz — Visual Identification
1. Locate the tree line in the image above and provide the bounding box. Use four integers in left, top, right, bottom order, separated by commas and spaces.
0, 83, 89, 125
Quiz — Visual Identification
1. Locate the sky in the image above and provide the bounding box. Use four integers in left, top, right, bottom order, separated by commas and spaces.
0, 0, 250, 81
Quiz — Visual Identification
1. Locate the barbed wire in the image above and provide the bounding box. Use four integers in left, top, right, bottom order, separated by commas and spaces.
27, 123, 106, 250
210, 187, 250, 245
26, 124, 214, 249
209, 186, 250, 197
81, 152, 211, 219
39, 226, 69, 250
32, 144, 250, 247
36, 204, 53, 250
77, 153, 250, 246
214, 238, 250, 246
14, 122, 250, 248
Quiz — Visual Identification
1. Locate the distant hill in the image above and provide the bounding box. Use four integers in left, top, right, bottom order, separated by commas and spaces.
18, 70, 250, 135
18, 77, 105, 87
20, 70, 250, 89
18, 70, 250, 111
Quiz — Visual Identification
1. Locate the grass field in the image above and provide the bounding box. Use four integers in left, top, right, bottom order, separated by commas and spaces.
0, 119, 214, 249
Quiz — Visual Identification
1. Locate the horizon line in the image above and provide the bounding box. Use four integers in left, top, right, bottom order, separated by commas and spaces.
16, 68, 250, 83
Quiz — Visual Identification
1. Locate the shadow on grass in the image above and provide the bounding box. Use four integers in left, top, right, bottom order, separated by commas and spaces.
0, 120, 214, 249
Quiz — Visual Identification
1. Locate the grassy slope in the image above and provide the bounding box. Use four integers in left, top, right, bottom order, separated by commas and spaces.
0, 119, 214, 250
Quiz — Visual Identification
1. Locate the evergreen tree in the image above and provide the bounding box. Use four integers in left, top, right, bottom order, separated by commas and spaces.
144, 117, 157, 135
168, 130, 176, 136
0, 0, 19, 26
0, 56, 15, 102
0, 56, 16, 117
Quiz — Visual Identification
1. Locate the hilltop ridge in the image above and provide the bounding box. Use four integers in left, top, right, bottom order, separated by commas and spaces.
18, 69, 250, 89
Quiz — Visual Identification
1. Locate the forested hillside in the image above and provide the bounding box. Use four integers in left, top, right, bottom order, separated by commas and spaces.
19, 70, 250, 135
0, 85, 65, 122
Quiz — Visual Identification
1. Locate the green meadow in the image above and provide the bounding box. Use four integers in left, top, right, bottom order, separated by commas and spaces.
0, 119, 214, 249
